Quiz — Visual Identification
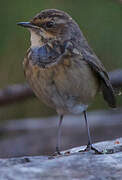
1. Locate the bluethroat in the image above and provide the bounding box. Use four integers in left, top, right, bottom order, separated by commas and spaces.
18, 9, 116, 154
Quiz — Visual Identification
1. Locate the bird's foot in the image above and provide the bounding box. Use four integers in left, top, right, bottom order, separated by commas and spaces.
52, 147, 62, 156
79, 144, 102, 154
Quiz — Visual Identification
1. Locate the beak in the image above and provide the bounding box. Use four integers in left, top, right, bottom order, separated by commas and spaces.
17, 22, 38, 29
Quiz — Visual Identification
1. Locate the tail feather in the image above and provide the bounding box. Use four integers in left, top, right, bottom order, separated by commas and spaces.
101, 81, 116, 108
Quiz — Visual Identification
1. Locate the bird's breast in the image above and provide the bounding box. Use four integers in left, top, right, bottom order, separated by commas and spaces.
23, 53, 99, 115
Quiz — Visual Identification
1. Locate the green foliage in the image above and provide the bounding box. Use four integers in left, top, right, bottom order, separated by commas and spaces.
0, 0, 122, 120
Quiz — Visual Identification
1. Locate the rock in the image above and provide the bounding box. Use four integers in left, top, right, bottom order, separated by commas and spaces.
0, 138, 122, 180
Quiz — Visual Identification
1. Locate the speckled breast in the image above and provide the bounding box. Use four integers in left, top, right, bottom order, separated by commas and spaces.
23, 49, 99, 115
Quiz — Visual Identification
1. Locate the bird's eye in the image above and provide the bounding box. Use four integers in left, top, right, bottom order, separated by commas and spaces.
46, 21, 54, 28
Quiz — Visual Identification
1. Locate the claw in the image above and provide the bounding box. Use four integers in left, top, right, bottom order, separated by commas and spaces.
81, 144, 102, 154
52, 147, 62, 156
56, 146, 62, 155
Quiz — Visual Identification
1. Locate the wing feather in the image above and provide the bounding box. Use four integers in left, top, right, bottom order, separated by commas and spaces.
80, 41, 116, 108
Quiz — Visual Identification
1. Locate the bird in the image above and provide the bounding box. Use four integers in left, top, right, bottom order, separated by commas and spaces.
17, 9, 116, 155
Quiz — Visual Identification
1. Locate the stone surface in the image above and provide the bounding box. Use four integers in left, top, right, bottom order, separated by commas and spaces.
0, 138, 122, 180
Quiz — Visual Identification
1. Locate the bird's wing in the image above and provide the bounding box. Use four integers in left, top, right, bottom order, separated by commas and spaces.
64, 39, 116, 108
79, 40, 116, 108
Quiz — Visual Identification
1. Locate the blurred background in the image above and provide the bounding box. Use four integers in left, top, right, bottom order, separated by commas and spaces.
0, 0, 122, 158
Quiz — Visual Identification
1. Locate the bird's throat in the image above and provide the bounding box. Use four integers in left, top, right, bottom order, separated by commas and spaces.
30, 31, 44, 48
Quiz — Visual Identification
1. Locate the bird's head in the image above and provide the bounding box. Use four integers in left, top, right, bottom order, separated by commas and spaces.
17, 9, 79, 48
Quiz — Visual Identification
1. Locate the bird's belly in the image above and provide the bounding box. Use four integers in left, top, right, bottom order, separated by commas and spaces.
24, 58, 99, 115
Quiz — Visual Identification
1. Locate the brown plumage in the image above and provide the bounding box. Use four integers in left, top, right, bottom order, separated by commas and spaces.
18, 9, 116, 154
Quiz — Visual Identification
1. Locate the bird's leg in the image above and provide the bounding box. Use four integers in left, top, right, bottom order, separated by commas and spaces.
55, 115, 64, 155
83, 111, 92, 150
83, 111, 102, 154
